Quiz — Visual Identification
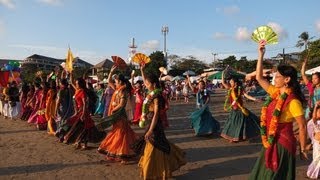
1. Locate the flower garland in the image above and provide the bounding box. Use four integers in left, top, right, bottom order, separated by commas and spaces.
139, 88, 162, 128
260, 88, 292, 148
223, 86, 249, 116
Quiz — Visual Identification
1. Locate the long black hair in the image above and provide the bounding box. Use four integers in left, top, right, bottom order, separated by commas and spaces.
76, 78, 87, 90
145, 73, 164, 107
144, 73, 160, 89
117, 74, 132, 96
230, 76, 243, 98
277, 65, 305, 105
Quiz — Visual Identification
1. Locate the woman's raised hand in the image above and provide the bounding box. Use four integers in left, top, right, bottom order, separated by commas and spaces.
110, 65, 117, 72
258, 41, 266, 56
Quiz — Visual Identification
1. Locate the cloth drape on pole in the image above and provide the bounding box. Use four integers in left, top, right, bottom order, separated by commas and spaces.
66, 48, 74, 72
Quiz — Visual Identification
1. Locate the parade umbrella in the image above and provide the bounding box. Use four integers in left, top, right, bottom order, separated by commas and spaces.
183, 70, 195, 76
172, 76, 185, 81
160, 75, 173, 81
132, 53, 151, 65
207, 71, 245, 81
111, 56, 127, 70
159, 67, 168, 75
306, 66, 320, 75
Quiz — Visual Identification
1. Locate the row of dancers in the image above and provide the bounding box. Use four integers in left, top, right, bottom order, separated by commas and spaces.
0, 42, 319, 179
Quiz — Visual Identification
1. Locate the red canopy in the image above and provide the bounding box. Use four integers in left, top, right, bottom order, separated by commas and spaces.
0, 71, 10, 87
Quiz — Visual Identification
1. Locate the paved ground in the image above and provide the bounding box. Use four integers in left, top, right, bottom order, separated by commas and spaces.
0, 89, 310, 180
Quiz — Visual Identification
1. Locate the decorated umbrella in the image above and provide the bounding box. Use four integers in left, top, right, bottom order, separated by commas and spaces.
132, 53, 151, 65
111, 56, 127, 70
159, 67, 168, 75
183, 70, 195, 76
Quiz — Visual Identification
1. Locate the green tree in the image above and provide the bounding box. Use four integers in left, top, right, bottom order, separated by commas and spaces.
296, 32, 314, 50
144, 51, 167, 77
20, 63, 39, 83
73, 67, 92, 79
169, 55, 208, 76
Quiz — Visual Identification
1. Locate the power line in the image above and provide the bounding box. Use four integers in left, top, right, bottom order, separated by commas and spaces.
213, 46, 297, 55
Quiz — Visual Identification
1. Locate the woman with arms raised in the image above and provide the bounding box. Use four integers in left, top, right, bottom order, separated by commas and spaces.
249, 42, 308, 179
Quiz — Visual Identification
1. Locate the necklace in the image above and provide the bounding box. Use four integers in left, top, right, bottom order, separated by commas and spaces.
260, 88, 292, 148
139, 88, 162, 128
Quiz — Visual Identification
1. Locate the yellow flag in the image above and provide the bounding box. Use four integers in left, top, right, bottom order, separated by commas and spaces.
66, 48, 74, 72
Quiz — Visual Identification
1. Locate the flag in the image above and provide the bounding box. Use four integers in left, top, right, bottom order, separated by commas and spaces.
66, 48, 74, 72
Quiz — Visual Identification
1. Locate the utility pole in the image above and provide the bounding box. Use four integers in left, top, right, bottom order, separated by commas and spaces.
282, 48, 286, 64
161, 25, 169, 64
212, 53, 217, 68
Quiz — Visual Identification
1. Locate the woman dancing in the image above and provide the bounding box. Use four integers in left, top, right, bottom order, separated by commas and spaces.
220, 70, 260, 142
187, 75, 220, 136
249, 42, 308, 179
97, 65, 137, 164
134, 64, 186, 179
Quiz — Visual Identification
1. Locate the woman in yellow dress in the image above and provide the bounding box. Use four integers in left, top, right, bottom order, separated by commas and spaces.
135, 64, 186, 179
45, 81, 57, 135
249, 42, 308, 179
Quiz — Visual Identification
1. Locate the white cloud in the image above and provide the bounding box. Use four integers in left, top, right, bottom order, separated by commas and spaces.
37, 0, 63, 6
223, 5, 240, 15
9, 44, 64, 52
267, 22, 288, 41
171, 47, 213, 64
213, 32, 228, 40
235, 27, 250, 41
140, 40, 160, 53
316, 20, 320, 32
0, 0, 15, 9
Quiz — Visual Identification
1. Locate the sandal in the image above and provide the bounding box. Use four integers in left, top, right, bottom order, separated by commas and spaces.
74, 143, 81, 149
80, 145, 88, 150
120, 160, 128, 165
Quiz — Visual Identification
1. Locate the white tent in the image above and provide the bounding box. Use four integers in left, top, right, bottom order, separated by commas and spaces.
306, 66, 320, 75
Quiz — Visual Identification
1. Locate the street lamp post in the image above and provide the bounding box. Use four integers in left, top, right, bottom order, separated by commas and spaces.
211, 53, 218, 67
161, 25, 169, 63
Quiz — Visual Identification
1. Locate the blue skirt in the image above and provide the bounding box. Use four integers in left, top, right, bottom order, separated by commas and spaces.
190, 105, 220, 136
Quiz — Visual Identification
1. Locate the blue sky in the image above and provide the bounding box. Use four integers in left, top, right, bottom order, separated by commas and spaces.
0, 0, 320, 65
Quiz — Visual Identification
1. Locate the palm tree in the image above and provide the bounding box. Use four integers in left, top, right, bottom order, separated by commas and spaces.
296, 31, 314, 50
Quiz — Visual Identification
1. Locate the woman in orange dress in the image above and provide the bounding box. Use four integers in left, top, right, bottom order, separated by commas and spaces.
97, 65, 137, 163
45, 81, 57, 135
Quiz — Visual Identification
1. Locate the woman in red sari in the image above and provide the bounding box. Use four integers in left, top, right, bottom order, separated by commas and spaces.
21, 84, 35, 121
249, 42, 308, 179
27, 81, 48, 130
130, 72, 144, 125
63, 75, 94, 150
98, 65, 137, 164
